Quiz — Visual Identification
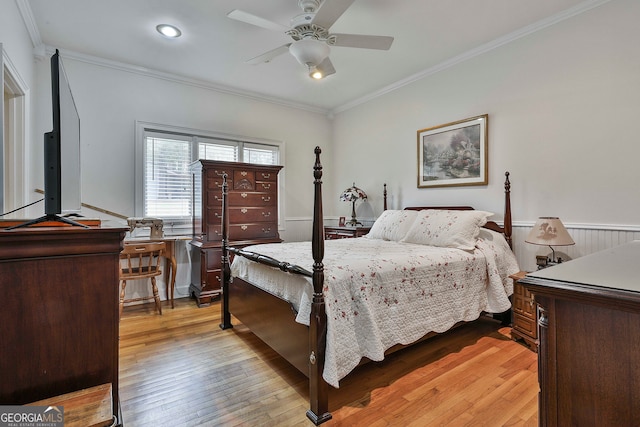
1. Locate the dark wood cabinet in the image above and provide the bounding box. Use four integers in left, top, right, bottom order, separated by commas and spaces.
520, 241, 640, 427
509, 271, 537, 351
324, 226, 371, 239
190, 160, 282, 306
0, 225, 126, 425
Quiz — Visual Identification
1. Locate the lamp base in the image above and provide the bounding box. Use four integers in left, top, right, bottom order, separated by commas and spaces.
346, 219, 362, 227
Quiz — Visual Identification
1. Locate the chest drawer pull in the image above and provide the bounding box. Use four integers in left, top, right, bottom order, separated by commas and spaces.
241, 225, 248, 230
262, 227, 271, 234
241, 193, 248, 198
262, 196, 271, 202
261, 173, 271, 179
262, 211, 271, 218
241, 171, 248, 176
241, 208, 248, 214
262, 183, 271, 190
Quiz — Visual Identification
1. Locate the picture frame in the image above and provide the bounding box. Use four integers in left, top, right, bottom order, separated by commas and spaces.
338, 216, 346, 227
417, 114, 488, 188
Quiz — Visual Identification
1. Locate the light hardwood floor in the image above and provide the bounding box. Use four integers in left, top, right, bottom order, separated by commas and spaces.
119, 298, 538, 426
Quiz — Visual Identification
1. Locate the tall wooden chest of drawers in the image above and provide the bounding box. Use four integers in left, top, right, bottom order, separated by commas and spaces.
189, 160, 282, 306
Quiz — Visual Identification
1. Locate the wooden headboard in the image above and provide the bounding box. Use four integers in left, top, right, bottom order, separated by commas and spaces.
384, 172, 513, 248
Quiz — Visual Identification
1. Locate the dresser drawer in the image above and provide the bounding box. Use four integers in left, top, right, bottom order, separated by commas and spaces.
207, 223, 278, 241
228, 192, 276, 207
233, 170, 255, 190
206, 206, 276, 224
513, 288, 536, 319
513, 312, 537, 339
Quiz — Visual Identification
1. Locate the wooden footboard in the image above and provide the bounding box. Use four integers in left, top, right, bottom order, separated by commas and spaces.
228, 277, 310, 374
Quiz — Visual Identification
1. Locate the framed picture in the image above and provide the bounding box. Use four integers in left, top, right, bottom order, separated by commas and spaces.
338, 216, 346, 227
417, 114, 488, 188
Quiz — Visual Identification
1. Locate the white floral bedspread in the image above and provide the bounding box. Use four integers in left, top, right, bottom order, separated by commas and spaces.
231, 229, 519, 388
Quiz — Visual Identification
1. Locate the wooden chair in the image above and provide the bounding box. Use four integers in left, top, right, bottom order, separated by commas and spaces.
119, 242, 166, 318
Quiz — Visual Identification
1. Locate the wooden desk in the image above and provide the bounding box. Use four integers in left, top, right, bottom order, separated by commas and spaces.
520, 241, 640, 426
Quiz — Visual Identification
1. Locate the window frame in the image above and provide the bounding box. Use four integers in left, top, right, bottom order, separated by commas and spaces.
134, 121, 285, 234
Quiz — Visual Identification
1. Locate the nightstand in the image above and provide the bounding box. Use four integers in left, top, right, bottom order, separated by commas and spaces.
510, 271, 538, 352
324, 226, 371, 240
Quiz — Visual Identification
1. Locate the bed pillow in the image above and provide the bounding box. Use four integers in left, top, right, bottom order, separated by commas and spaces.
400, 209, 493, 250
365, 210, 419, 241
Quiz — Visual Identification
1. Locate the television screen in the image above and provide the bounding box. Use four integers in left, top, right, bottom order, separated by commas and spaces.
45, 49, 81, 215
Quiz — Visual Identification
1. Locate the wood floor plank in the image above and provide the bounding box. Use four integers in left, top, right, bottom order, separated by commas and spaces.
119, 299, 538, 426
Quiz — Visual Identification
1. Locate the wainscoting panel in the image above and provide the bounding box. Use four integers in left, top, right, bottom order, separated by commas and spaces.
513, 223, 640, 272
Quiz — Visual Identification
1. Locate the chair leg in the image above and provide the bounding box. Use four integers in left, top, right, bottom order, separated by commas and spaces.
119, 280, 127, 320
151, 277, 162, 315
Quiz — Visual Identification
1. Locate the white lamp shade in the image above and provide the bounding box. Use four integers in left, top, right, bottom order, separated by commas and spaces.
525, 217, 575, 247
289, 39, 330, 67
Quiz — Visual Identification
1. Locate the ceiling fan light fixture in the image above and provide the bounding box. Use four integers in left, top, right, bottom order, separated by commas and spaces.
156, 24, 182, 38
289, 39, 330, 68
309, 67, 324, 79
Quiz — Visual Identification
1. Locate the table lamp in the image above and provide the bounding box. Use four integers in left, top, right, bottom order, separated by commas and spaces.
525, 217, 575, 268
340, 183, 367, 226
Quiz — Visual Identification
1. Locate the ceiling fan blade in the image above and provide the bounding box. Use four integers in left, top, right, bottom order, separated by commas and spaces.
311, 0, 355, 29
316, 57, 336, 77
331, 34, 394, 50
227, 9, 289, 32
246, 44, 291, 64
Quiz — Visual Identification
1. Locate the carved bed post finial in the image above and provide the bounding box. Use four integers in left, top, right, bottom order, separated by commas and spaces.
383, 183, 387, 211
503, 171, 513, 249
220, 173, 233, 330
307, 146, 332, 425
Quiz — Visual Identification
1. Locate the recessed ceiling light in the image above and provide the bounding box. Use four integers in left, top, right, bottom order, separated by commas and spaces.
156, 24, 182, 38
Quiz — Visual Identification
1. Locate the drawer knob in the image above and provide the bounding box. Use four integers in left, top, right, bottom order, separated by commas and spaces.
241, 193, 248, 198
262, 228, 271, 233
262, 173, 271, 179
241, 208, 248, 214
241, 225, 248, 230
241, 171, 247, 176
262, 183, 271, 189
262, 196, 271, 202
262, 211, 271, 218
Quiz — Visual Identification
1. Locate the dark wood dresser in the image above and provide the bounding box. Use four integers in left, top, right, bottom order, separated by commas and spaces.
520, 241, 640, 427
0, 225, 126, 425
190, 160, 282, 306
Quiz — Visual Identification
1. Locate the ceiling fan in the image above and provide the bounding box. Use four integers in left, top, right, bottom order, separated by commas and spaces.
227, 0, 394, 79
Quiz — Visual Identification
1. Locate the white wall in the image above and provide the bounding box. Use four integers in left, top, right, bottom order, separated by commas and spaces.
9, 0, 640, 283
332, 0, 640, 270
1, 0, 37, 214
29, 56, 333, 239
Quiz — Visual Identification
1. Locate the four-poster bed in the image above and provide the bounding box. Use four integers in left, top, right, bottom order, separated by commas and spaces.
220, 147, 517, 424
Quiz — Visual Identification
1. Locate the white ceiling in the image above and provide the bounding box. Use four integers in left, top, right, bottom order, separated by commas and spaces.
26, 0, 602, 113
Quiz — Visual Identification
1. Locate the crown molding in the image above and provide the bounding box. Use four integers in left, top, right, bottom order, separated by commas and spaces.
331, 0, 612, 115
14, 0, 42, 49
40, 45, 330, 116
20, 0, 610, 117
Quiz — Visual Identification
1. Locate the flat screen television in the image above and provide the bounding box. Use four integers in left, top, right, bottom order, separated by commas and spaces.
10, 49, 86, 229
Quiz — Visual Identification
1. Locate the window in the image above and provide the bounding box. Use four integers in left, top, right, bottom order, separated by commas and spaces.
135, 122, 282, 232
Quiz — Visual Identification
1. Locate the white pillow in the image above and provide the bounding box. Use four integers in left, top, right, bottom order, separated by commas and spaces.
400, 209, 493, 250
366, 210, 419, 241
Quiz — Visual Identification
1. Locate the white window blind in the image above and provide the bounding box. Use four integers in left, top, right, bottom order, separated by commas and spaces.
141, 128, 280, 222
143, 133, 192, 218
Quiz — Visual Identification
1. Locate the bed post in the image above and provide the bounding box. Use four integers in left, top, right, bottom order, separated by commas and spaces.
383, 183, 387, 211
220, 173, 233, 330
503, 172, 513, 249
307, 147, 332, 425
